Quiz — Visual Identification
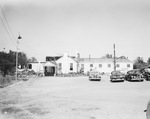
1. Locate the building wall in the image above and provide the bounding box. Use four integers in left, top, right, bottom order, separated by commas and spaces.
80, 62, 113, 73
28, 62, 44, 73
28, 55, 133, 75
115, 62, 133, 72
56, 53, 77, 74
79, 62, 133, 74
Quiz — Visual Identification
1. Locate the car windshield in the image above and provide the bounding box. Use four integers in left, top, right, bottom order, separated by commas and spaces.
111, 71, 121, 75
90, 71, 99, 74
128, 70, 141, 74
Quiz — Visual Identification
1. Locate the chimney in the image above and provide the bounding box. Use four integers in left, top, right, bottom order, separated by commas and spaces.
89, 55, 91, 60
63, 52, 68, 58
77, 53, 80, 59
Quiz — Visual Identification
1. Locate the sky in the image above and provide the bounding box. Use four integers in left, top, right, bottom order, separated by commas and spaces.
0, 0, 150, 62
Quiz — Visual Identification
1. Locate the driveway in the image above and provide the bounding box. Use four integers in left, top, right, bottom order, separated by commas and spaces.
0, 76, 149, 119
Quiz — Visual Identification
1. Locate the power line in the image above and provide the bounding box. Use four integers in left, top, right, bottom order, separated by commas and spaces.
0, 16, 16, 47
0, 5, 17, 43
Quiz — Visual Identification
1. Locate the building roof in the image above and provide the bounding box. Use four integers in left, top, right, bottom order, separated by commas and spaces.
43, 61, 56, 67
28, 62, 46, 64
79, 58, 133, 63
46, 54, 78, 62
46, 56, 61, 61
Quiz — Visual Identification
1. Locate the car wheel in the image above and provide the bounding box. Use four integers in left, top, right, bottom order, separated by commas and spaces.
141, 79, 144, 82
146, 100, 150, 119
139, 79, 143, 82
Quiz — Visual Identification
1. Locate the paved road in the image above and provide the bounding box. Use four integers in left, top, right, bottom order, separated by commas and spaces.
0, 76, 150, 119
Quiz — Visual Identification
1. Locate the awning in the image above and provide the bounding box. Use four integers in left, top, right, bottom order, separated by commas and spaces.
43, 62, 56, 67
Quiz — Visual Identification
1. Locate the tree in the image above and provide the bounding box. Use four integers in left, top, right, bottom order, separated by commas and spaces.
133, 57, 147, 69
0, 50, 29, 76
101, 54, 113, 59
136, 57, 144, 63
0, 52, 15, 76
118, 56, 127, 59
147, 57, 150, 65
28, 57, 37, 62
18, 52, 28, 68
106, 54, 113, 58
8, 50, 28, 69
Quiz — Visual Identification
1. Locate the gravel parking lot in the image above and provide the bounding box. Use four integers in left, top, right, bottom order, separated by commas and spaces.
0, 76, 150, 119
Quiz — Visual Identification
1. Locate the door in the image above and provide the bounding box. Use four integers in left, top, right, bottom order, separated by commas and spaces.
44, 66, 55, 76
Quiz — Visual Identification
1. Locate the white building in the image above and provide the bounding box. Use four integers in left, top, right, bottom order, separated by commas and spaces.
28, 62, 45, 73
79, 58, 133, 74
28, 53, 78, 76
28, 53, 133, 76
56, 53, 78, 74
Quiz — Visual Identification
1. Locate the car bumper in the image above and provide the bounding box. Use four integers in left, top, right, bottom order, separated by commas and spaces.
145, 76, 150, 81
111, 78, 124, 82
131, 78, 144, 81
127, 77, 144, 81
89, 77, 101, 81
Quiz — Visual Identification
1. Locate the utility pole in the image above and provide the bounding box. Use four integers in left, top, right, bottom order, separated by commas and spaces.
113, 44, 116, 71
16, 35, 22, 80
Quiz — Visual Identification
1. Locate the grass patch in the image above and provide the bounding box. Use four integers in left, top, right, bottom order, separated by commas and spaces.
0, 75, 15, 88
0, 99, 19, 106
26, 104, 49, 115
1, 106, 36, 119
1, 106, 23, 114
27, 107, 49, 115
14, 111, 35, 119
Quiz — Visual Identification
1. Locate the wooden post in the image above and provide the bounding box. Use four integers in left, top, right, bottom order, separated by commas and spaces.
114, 44, 116, 71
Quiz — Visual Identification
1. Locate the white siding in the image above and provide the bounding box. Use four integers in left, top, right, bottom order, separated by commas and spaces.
56, 53, 77, 74
79, 62, 133, 74
28, 63, 44, 73
116, 62, 133, 72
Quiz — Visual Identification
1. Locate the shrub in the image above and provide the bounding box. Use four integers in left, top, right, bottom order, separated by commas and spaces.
0, 75, 15, 88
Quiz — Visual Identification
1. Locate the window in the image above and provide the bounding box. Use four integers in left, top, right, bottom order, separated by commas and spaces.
116, 64, 120, 67
46, 67, 54, 73
59, 63, 62, 70
59, 63, 61, 67
127, 64, 130, 68
28, 64, 32, 69
99, 64, 102, 67
80, 64, 84, 73
108, 64, 111, 68
70, 63, 73, 70
90, 64, 93, 67
81, 64, 84, 68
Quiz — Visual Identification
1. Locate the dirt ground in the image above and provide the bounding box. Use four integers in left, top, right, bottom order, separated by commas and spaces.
0, 76, 150, 119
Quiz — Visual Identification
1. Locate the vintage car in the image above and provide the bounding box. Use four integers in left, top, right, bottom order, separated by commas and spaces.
89, 71, 101, 81
125, 69, 144, 82
145, 100, 150, 119
110, 71, 125, 82
142, 68, 150, 81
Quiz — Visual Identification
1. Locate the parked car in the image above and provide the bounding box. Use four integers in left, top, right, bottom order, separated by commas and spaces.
89, 71, 101, 81
110, 71, 125, 82
141, 68, 150, 81
146, 100, 150, 119
125, 69, 144, 82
